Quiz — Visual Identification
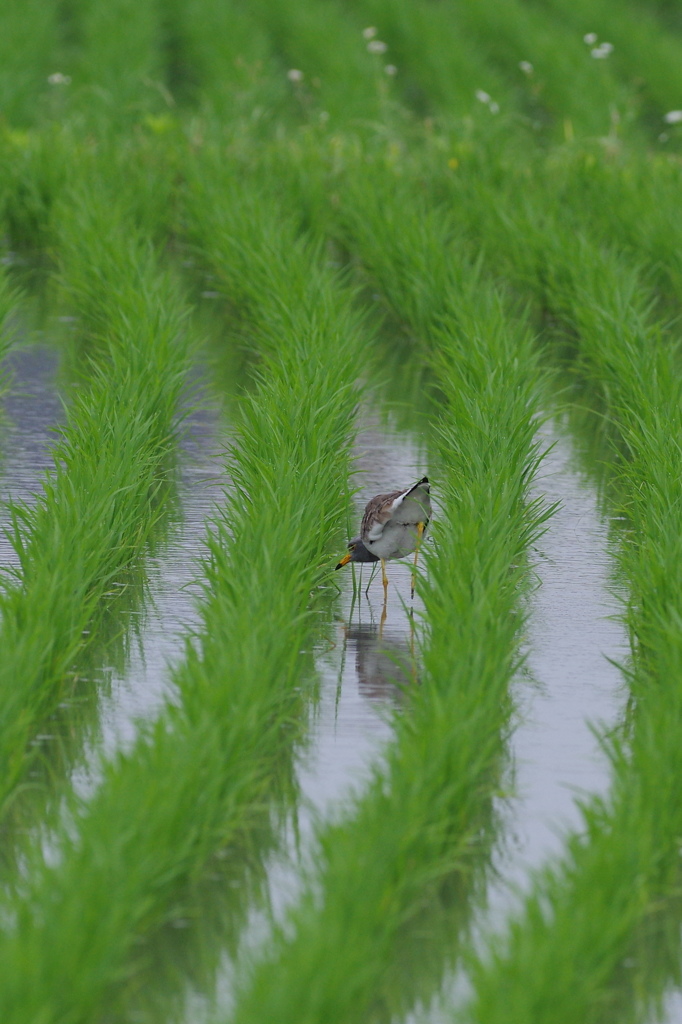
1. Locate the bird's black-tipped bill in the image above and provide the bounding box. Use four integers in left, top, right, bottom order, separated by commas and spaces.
335, 552, 352, 570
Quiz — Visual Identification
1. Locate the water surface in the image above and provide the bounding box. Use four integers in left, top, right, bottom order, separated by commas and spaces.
0, 345, 63, 562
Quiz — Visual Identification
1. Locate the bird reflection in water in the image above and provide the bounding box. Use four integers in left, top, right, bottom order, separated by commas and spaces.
342, 620, 418, 706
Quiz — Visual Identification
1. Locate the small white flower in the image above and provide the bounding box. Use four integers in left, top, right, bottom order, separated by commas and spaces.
519, 61, 533, 75
367, 39, 388, 54
591, 42, 613, 59
362, 26, 377, 39
475, 89, 499, 113
287, 68, 304, 82
664, 110, 682, 124
583, 32, 598, 45
384, 64, 398, 76
47, 72, 71, 85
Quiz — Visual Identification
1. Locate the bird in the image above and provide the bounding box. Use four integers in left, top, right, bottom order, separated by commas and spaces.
335, 477, 431, 598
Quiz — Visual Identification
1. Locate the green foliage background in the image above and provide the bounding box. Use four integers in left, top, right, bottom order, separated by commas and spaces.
1, 1, 682, 1022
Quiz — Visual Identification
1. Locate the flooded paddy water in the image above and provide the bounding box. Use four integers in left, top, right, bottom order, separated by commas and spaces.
299, 412, 428, 825
0, 350, 633, 1021
490, 416, 628, 904
0, 345, 64, 551
0, 344, 226, 804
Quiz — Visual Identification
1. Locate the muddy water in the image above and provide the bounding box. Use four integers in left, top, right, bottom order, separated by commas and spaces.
234, 412, 429, 930
654, 983, 682, 1023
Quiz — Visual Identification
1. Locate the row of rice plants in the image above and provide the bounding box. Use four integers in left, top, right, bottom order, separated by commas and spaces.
0, 183, 191, 833
5, 0, 681, 147
3, 1, 681, 1019
233, 0, 679, 143
0, 165, 372, 1024
345, 0, 623, 135
0, 0, 61, 127
388, 134, 682, 1021
239, 104, 682, 1017
223, 162, 554, 1024
162, 0, 286, 118
534, 0, 682, 121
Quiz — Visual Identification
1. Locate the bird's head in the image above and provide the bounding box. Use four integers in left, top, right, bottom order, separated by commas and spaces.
335, 536, 379, 569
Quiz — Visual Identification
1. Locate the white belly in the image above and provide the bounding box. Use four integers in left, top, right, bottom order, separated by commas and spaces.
365, 522, 420, 560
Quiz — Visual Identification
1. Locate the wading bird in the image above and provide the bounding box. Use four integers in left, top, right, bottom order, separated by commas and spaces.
335, 477, 431, 598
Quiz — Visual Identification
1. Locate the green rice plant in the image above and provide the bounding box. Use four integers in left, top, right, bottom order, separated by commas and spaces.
262, 123, 682, 1021
0, 266, 20, 345
0, 559, 158, 867
342, 0, 513, 120
222, 166, 554, 1024
162, 0, 295, 122
0, 164, 371, 1024
248, 0, 390, 125
528, 0, 682, 137
63, 0, 167, 124
533, 150, 682, 315
0, 192, 190, 823
0, 125, 74, 253
0, 0, 63, 127
380, 147, 682, 1022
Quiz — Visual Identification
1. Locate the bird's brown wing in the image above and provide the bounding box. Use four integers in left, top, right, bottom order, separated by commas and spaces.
361, 479, 431, 545
360, 489, 404, 544
358, 491, 401, 540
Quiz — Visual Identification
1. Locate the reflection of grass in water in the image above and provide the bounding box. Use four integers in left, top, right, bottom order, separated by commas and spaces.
0, 553, 161, 874
107, 659, 313, 1024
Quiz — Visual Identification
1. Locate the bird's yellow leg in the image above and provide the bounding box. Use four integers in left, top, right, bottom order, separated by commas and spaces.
381, 558, 389, 600
411, 522, 425, 599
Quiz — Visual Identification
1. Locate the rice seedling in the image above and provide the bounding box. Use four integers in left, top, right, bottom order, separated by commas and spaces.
0, 165, 374, 1024
65, 0, 167, 121
342, 0, 512, 120
246, 0, 391, 124
220, 167, 555, 1024
530, 0, 682, 132
3, 0, 682, 1019
0, 190, 191, 825
245, 104, 682, 1022
391, 145, 682, 1024
161, 0, 287, 119
0, 268, 20, 346
0, 0, 62, 127
348, 0, 626, 135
